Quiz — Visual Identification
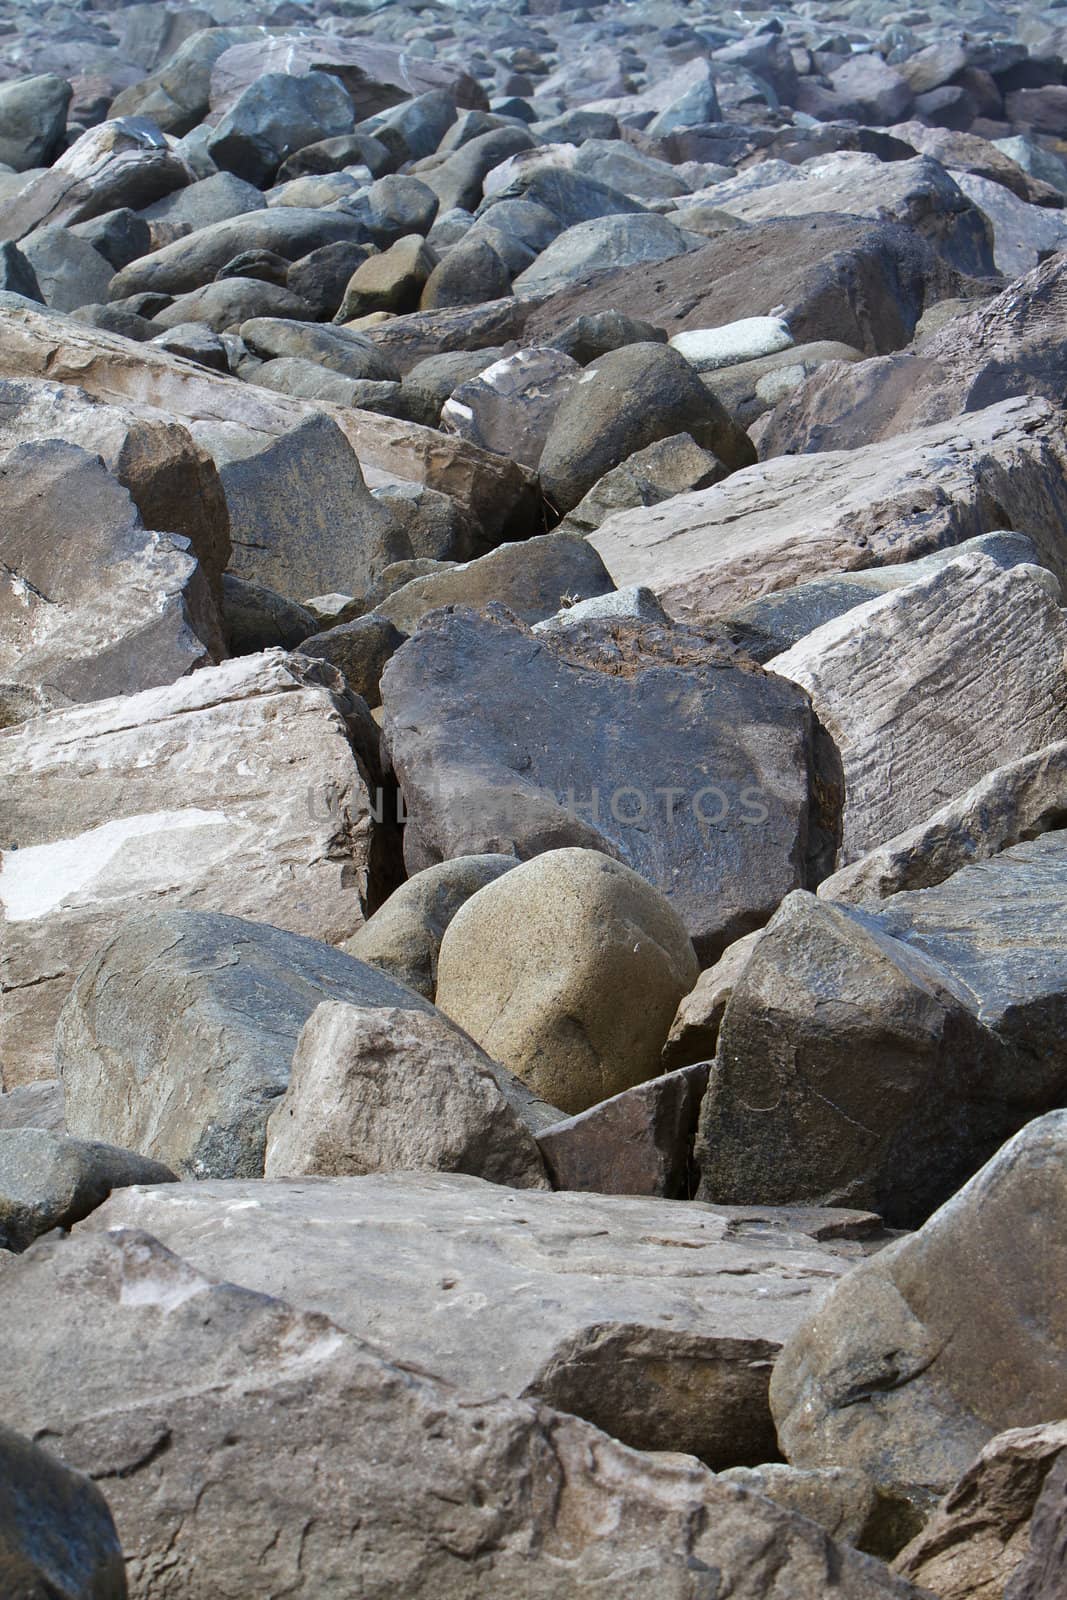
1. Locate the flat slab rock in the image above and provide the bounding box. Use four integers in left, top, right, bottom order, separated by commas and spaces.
0, 651, 380, 1086
589, 397, 1067, 625
83, 1171, 884, 1469
0, 1228, 923, 1600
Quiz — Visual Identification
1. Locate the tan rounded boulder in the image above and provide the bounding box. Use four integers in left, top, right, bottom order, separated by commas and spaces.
435, 848, 699, 1115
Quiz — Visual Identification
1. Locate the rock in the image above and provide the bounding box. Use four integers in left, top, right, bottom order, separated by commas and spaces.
548, 308, 666, 364
70, 207, 152, 273
0, 1227, 923, 1600
894, 1422, 1067, 1599
152, 277, 317, 333
819, 739, 1067, 905
56, 909, 439, 1179
670, 315, 794, 372
0, 239, 41, 301
0, 1423, 126, 1599
419, 233, 513, 309
19, 225, 112, 312
343, 854, 518, 999
381, 606, 828, 961
220, 574, 315, 655
0, 439, 223, 720
420, 125, 536, 215
0, 74, 72, 173
138, 169, 265, 247
1006, 1447, 1067, 1600
662, 930, 763, 1071
109, 26, 267, 135
586, 57, 721, 136
83, 1171, 878, 1470
0, 651, 385, 1084
1005, 86, 1067, 137
770, 1111, 1067, 1531
435, 848, 699, 1114
707, 340, 866, 427
374, 531, 613, 633
533, 585, 671, 633
440, 346, 580, 468
367, 297, 532, 377
768, 553, 1067, 865
336, 234, 436, 321
263, 1000, 549, 1187
0, 1080, 65, 1135
297, 613, 405, 708
536, 1062, 710, 1198
954, 170, 1067, 277
559, 431, 728, 535
890, 121, 1062, 207
0, 1128, 175, 1251
207, 70, 355, 189
151, 321, 229, 371
589, 398, 1067, 624
238, 316, 399, 382
513, 211, 694, 299
822, 55, 914, 125
524, 214, 983, 361
719, 1465, 880, 1551
287, 239, 375, 319
348, 175, 440, 248
540, 340, 754, 513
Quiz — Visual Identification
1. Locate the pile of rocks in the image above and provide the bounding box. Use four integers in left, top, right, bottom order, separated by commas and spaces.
2, 0, 1067, 1593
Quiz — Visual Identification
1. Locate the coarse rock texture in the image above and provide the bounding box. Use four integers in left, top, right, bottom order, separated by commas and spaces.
380, 608, 831, 962
588, 397, 1067, 624
435, 848, 699, 1113
264, 999, 550, 1187
0, 1227, 924, 1600
770, 1111, 1067, 1532
1006, 1448, 1067, 1600
0, 1128, 175, 1251
55, 910, 437, 1180
0, 652, 384, 1085
0, 1422, 127, 1600
83, 1170, 878, 1468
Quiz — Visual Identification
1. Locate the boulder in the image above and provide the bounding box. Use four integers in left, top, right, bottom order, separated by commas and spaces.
380, 608, 829, 961
108, 26, 268, 135
0, 1080, 65, 1135
419, 233, 514, 310
0, 1128, 175, 1251
770, 1111, 1067, 1531
1006, 1448, 1067, 1599
670, 316, 794, 372
539, 340, 754, 513
263, 1000, 549, 1187
589, 398, 1067, 624
0, 73, 72, 172
207, 70, 355, 188
0, 440, 223, 721
954, 170, 1067, 277
83, 1171, 880, 1469
512, 211, 695, 299
662, 929, 763, 1071
150, 277, 317, 333
768, 553, 1067, 865
57, 910, 438, 1179
0, 1226, 924, 1599
718, 1464, 880, 1552
0, 1423, 126, 1599
343, 853, 518, 999
19, 225, 112, 313
436, 850, 699, 1114
0, 651, 385, 1085
336, 234, 437, 320
559, 431, 728, 535
296, 613, 405, 708
440, 346, 581, 468
221, 574, 315, 656
237, 316, 400, 382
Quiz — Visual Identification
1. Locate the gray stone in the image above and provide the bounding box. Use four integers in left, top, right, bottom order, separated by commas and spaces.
152, 277, 316, 333
297, 613, 406, 708
440, 346, 580, 468
0, 1423, 126, 1599
238, 315, 399, 382
0, 74, 72, 172
0, 1080, 65, 1135
0, 1128, 175, 1251
207, 71, 355, 189
220, 574, 316, 655
719, 1465, 880, 1551
20, 225, 112, 313
662, 930, 763, 1072
419, 233, 512, 310
335, 235, 437, 321
559, 432, 728, 536
955, 170, 1067, 278
1006, 1446, 1067, 1600
513, 211, 695, 299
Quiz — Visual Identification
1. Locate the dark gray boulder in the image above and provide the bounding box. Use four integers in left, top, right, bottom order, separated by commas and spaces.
207, 71, 355, 188
0, 1128, 176, 1251
0, 1423, 127, 1599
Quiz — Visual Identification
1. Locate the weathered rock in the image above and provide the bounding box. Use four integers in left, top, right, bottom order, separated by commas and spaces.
954, 170, 1067, 277
152, 277, 317, 333
374, 531, 613, 634
296, 613, 405, 708
138, 169, 265, 247
84, 1171, 880, 1470
440, 346, 580, 468
662, 929, 763, 1071
57, 910, 437, 1179
380, 607, 828, 961
770, 1111, 1067, 1531
536, 1061, 709, 1198
343, 853, 518, 999
238, 315, 400, 382
19, 225, 112, 313
364, 295, 532, 376
336, 234, 436, 321
719, 1464, 881, 1552
894, 1422, 1067, 1599
0, 1423, 127, 1600
0, 239, 41, 301
548, 308, 666, 365
559, 431, 728, 535
208, 70, 355, 188
768, 553, 1067, 865
513, 211, 694, 299
0, 1128, 175, 1251
540, 340, 754, 512
1006, 1447, 1067, 1600
264, 1000, 549, 1187
0, 440, 223, 720
221, 574, 315, 656
589, 398, 1067, 624
0, 1080, 65, 1135
0, 1226, 923, 1600
0, 74, 72, 172
0, 651, 384, 1084
436, 849, 699, 1114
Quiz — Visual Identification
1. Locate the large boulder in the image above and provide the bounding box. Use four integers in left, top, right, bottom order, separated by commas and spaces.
539, 341, 754, 513
588, 398, 1067, 624
0, 1423, 127, 1599
0, 1226, 923, 1600
380, 608, 831, 961
770, 1111, 1067, 1533
56, 910, 438, 1179
207, 70, 355, 188
436, 849, 698, 1114
0, 651, 385, 1084
512, 212, 696, 299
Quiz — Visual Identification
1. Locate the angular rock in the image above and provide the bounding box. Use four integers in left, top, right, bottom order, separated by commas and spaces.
108, 25, 267, 135
436, 849, 699, 1114
513, 211, 694, 299
536, 1062, 709, 1198
221, 574, 315, 656
0, 74, 72, 173
0, 1080, 65, 1135
955, 170, 1067, 277
1006, 1448, 1067, 1600
559, 431, 728, 535
768, 553, 1067, 865
19, 225, 112, 313
0, 651, 384, 1084
662, 929, 763, 1071
419, 233, 513, 310
770, 1111, 1067, 1529
589, 398, 1067, 624
208, 70, 355, 188
85, 1172, 878, 1469
336, 234, 436, 320
296, 613, 405, 709
0, 1226, 922, 1600
440, 346, 580, 469
381, 607, 828, 960
264, 1000, 549, 1187
0, 1423, 126, 1600
719, 1464, 881, 1551
0, 440, 223, 720
343, 853, 518, 999
0, 1128, 175, 1251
